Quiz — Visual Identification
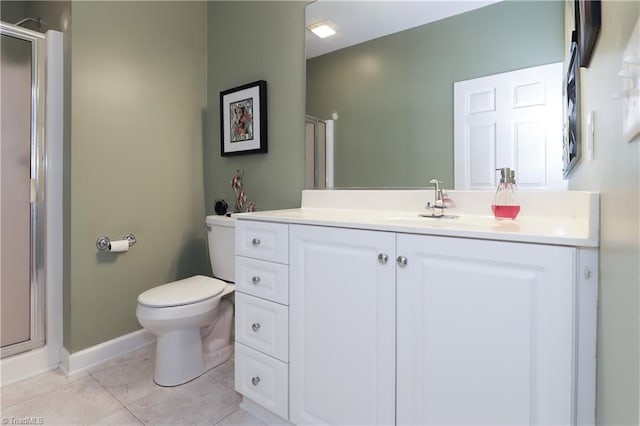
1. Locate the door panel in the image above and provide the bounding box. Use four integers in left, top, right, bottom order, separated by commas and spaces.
289, 225, 395, 425
454, 62, 566, 190
1, 25, 46, 358
1, 33, 33, 349
396, 234, 575, 425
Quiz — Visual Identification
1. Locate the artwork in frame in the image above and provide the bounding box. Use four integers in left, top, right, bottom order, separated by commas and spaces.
220, 80, 267, 156
574, 0, 601, 68
563, 41, 580, 178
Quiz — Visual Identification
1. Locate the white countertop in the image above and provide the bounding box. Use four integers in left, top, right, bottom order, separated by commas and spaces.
234, 190, 599, 247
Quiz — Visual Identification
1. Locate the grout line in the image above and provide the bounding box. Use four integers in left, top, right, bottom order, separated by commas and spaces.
123, 405, 145, 425
213, 407, 239, 425
88, 371, 129, 419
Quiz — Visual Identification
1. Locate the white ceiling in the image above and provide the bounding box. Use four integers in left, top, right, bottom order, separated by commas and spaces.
305, 0, 503, 59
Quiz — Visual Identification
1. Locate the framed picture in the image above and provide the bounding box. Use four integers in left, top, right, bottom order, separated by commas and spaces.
575, 0, 601, 68
563, 41, 580, 178
220, 80, 267, 156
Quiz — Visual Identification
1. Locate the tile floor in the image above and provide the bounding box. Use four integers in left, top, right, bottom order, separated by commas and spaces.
0, 345, 264, 425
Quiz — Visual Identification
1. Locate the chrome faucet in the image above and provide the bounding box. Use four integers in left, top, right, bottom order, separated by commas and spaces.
426, 179, 445, 217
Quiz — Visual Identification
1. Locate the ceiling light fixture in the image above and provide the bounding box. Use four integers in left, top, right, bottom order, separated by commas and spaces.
307, 20, 336, 39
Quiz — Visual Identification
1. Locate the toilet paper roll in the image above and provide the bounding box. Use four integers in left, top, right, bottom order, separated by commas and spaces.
108, 239, 129, 252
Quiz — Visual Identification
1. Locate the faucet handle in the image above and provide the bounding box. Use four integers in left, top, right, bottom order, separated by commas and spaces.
428, 179, 444, 199
427, 179, 446, 215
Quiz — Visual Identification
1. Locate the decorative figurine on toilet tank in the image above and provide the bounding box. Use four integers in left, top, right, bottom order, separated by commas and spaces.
231, 169, 256, 213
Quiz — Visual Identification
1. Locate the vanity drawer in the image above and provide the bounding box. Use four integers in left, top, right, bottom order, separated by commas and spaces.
235, 293, 288, 361
235, 342, 288, 420
235, 257, 289, 305
236, 220, 288, 264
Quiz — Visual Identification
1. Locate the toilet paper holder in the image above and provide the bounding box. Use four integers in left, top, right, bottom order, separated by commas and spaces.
96, 234, 137, 251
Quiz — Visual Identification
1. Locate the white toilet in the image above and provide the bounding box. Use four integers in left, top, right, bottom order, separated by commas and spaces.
136, 215, 236, 386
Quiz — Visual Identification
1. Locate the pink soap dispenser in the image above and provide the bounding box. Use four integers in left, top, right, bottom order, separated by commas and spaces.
492, 167, 520, 220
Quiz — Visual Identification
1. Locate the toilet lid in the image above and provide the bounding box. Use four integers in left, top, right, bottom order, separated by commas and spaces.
137, 275, 227, 308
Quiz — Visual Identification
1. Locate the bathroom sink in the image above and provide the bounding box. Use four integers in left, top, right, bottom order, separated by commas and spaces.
418, 213, 459, 219
381, 213, 503, 230
384, 213, 459, 221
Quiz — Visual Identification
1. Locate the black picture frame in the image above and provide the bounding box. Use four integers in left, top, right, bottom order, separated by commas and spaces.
575, 0, 601, 68
220, 80, 268, 156
563, 41, 580, 178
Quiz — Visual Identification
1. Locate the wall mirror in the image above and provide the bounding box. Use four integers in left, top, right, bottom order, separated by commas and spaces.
305, 0, 565, 189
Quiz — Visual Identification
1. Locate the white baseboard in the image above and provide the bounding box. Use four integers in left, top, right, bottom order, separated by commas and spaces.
61, 329, 155, 376
0, 346, 60, 386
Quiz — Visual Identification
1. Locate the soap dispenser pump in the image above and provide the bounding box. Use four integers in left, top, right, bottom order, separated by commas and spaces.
492, 167, 520, 219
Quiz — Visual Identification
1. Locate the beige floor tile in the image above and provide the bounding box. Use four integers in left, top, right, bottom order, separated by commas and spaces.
0, 369, 89, 409
90, 407, 142, 425
215, 408, 265, 425
127, 375, 241, 426
207, 357, 235, 390
89, 345, 159, 405
1, 375, 123, 425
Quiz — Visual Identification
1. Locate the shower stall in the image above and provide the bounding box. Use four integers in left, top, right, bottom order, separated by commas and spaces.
305, 115, 334, 189
0, 21, 63, 384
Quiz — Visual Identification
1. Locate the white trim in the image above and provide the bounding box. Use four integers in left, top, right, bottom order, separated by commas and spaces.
44, 28, 64, 372
575, 247, 598, 425
60, 329, 155, 376
0, 351, 60, 386
325, 119, 334, 188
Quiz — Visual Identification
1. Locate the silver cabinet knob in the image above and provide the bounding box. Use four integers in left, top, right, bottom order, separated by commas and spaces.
378, 253, 389, 264
251, 376, 260, 386
251, 238, 261, 246
397, 256, 408, 267
251, 322, 261, 332
251, 276, 261, 285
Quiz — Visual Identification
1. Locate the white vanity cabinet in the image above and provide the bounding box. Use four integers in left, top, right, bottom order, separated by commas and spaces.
396, 234, 577, 425
234, 191, 598, 426
289, 225, 396, 425
286, 224, 595, 426
234, 221, 289, 420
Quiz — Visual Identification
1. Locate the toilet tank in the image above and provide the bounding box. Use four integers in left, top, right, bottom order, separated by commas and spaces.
205, 215, 236, 282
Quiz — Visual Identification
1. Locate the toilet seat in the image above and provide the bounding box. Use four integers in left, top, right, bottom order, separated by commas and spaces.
138, 275, 226, 308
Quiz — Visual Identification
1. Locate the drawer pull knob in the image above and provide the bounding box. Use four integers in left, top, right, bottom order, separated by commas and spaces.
251, 238, 261, 246
378, 253, 388, 264
251, 376, 261, 386
251, 276, 261, 285
397, 256, 408, 267
252, 322, 261, 332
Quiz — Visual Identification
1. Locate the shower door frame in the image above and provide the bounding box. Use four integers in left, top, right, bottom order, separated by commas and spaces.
1, 23, 47, 359
305, 115, 334, 189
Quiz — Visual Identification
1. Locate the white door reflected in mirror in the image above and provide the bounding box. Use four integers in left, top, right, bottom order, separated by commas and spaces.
454, 62, 567, 191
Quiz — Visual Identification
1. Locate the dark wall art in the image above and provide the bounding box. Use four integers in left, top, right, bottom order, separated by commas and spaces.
220, 80, 268, 156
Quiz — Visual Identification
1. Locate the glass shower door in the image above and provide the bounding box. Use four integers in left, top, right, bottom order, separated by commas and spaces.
1, 24, 45, 358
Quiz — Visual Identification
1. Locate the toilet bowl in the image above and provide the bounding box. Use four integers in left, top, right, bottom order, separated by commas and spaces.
136, 215, 236, 386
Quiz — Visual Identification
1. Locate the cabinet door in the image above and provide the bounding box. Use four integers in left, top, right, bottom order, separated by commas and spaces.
289, 225, 395, 425
396, 234, 575, 425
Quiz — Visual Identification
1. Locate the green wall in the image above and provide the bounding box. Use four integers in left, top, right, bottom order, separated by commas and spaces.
566, 1, 640, 423
8, 0, 304, 354
204, 1, 306, 213
307, 1, 564, 188
67, 1, 209, 352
